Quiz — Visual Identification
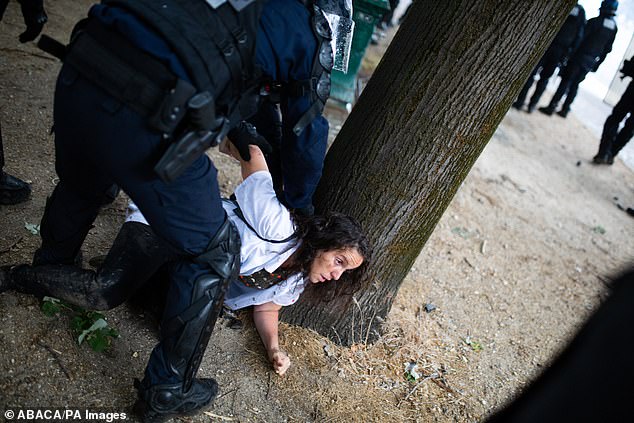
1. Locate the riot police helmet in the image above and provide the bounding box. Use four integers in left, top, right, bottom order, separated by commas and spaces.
600, 0, 618, 15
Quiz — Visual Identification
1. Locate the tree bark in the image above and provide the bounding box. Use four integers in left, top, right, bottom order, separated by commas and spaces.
281, 0, 577, 345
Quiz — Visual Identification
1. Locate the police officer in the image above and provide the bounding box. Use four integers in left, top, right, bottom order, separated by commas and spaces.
593, 57, 634, 165
539, 0, 618, 118
2, 0, 267, 421
512, 3, 585, 113
248, 0, 354, 216
0, 0, 48, 204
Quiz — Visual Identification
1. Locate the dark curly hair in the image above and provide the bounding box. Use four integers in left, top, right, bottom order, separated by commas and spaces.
286, 212, 371, 287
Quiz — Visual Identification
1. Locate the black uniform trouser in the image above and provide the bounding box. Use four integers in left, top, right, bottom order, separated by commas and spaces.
598, 82, 634, 158
549, 63, 589, 112
42, 63, 226, 386
516, 48, 563, 108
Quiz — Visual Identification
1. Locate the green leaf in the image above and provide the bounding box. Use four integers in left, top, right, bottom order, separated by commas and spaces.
70, 315, 86, 332
38, 299, 119, 353
470, 341, 483, 352
41, 300, 61, 317
78, 318, 108, 345
86, 331, 110, 352
404, 372, 416, 382
106, 327, 120, 338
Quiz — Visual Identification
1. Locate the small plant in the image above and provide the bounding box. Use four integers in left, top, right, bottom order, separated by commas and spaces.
41, 297, 119, 353
463, 336, 483, 353
591, 225, 606, 235
404, 362, 420, 382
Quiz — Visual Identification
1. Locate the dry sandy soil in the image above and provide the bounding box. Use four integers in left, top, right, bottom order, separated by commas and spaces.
1, 2, 633, 422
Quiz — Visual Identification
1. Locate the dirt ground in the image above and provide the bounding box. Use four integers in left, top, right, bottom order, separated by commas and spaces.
1, 2, 634, 422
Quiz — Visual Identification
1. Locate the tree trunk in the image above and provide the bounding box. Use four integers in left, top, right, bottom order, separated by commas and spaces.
281, 0, 577, 345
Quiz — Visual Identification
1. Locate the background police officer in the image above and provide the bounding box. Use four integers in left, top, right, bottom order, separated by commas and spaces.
539, 0, 618, 118
0, 0, 48, 204
248, 0, 354, 216
594, 56, 634, 165
512, 3, 585, 113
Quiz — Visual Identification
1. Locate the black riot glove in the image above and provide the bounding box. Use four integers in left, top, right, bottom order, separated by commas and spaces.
17, 0, 47, 43
227, 121, 272, 161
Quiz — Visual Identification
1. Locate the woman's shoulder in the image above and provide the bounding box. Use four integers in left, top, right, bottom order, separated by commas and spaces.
234, 172, 295, 240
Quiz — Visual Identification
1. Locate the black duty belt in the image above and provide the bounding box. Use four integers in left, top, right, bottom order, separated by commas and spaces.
64, 19, 194, 126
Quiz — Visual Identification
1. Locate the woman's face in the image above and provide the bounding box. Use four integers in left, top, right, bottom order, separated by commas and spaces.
308, 247, 364, 283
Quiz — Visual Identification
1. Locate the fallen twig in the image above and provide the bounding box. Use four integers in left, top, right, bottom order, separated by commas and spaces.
203, 411, 235, 421
37, 340, 73, 381
265, 371, 272, 400
398, 372, 439, 407
215, 387, 237, 401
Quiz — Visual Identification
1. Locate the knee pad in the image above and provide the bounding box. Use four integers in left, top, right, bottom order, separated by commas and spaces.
160, 218, 240, 388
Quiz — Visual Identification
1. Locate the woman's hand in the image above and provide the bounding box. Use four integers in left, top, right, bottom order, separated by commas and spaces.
220, 138, 269, 179
219, 138, 242, 160
269, 348, 291, 376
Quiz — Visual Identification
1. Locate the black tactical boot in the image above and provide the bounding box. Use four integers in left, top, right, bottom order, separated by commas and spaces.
556, 109, 569, 118
17, 0, 47, 43
134, 378, 218, 423
592, 153, 613, 165
538, 106, 555, 116
0, 172, 31, 205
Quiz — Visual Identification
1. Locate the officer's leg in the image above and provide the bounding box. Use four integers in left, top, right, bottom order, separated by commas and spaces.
33, 181, 104, 265
4, 222, 175, 308
280, 115, 328, 215
513, 64, 539, 109
528, 60, 558, 112
134, 218, 240, 421
107, 142, 233, 420
559, 70, 587, 116
612, 112, 634, 159
32, 65, 118, 266
595, 97, 630, 163
543, 78, 569, 113
17, 0, 47, 43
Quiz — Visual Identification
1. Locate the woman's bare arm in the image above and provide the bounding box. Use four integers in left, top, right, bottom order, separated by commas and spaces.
220, 140, 269, 180
252, 301, 291, 376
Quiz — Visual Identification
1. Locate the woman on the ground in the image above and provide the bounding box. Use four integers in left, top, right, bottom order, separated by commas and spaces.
126, 140, 371, 375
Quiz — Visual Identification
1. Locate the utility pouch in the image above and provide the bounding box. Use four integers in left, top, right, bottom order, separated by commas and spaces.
147, 79, 196, 134
154, 91, 230, 183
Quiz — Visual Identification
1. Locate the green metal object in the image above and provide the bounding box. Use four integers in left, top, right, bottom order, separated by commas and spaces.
330, 0, 390, 106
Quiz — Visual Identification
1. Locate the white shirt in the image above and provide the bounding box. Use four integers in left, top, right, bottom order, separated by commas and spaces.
125, 171, 307, 310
